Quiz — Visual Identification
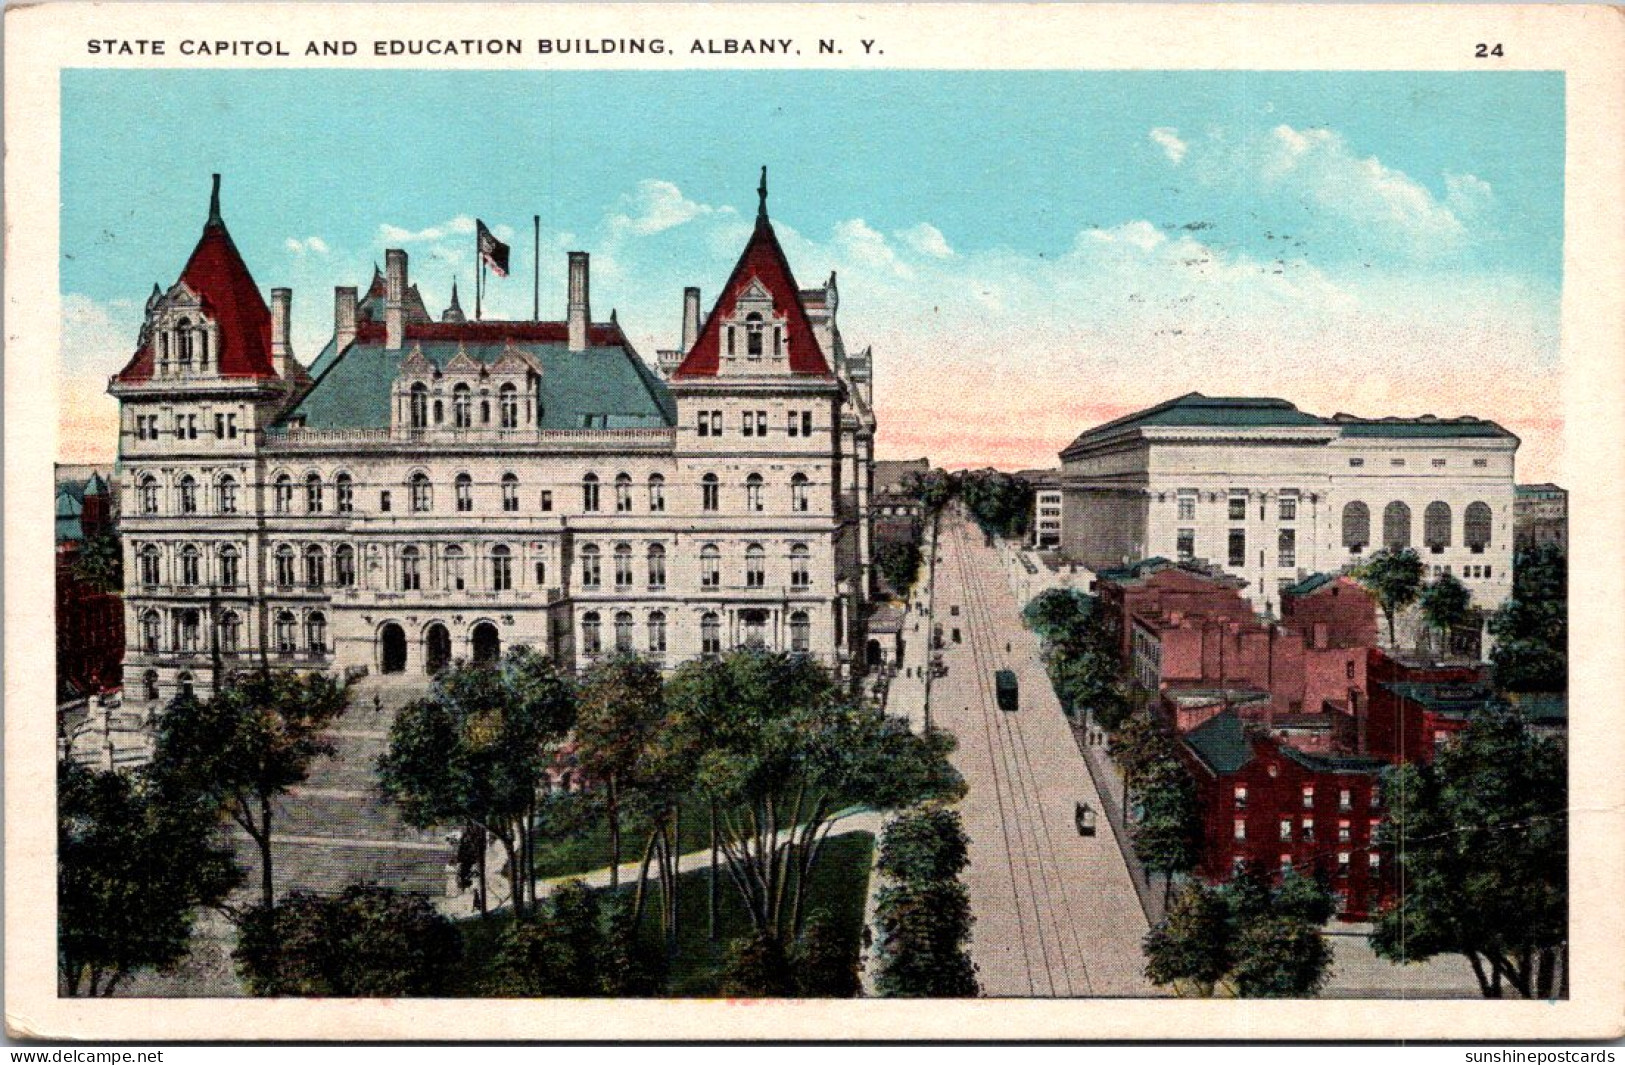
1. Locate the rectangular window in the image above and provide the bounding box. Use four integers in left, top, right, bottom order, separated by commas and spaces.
1278, 529, 1296, 569
787, 411, 799, 437
1177, 528, 1196, 563
1338, 820, 1352, 843
1228, 529, 1246, 567
1279, 819, 1292, 842
227, 414, 238, 439
757, 411, 768, 435
1279, 494, 1297, 521
379, 491, 392, 513
711, 410, 723, 436
1473, 458, 1488, 468
801, 411, 813, 437
697, 411, 710, 438
1228, 493, 1247, 521
215, 413, 226, 439
1391, 458, 1406, 467
1302, 818, 1315, 842
1339, 788, 1353, 811
1177, 491, 1197, 521
1432, 458, 1447, 468
1233, 785, 1248, 810
535, 560, 546, 585
742, 415, 755, 438
1338, 852, 1351, 878
540, 491, 553, 512
1349, 457, 1365, 467
1233, 819, 1247, 841
1302, 785, 1315, 809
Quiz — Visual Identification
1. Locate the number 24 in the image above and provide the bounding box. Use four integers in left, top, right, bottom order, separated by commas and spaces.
1476, 43, 1504, 57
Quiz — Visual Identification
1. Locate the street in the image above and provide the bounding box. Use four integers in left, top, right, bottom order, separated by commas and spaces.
932, 512, 1156, 997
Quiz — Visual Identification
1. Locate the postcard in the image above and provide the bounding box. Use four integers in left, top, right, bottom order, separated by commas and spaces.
6, 0, 1624, 1043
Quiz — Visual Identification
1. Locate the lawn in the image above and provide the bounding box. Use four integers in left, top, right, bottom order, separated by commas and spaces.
452, 829, 875, 997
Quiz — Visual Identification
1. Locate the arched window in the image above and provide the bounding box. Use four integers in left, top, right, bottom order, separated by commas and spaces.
745, 312, 764, 358
218, 611, 241, 654
481, 399, 491, 426
305, 473, 324, 514
175, 610, 201, 654
745, 543, 766, 588
274, 611, 297, 654
501, 473, 519, 512
647, 611, 667, 654
1382, 501, 1412, 550
444, 545, 467, 590
179, 545, 200, 586
400, 546, 422, 591
499, 383, 519, 429
1423, 502, 1452, 553
139, 545, 161, 587
581, 611, 602, 656
140, 610, 161, 653
790, 472, 810, 513
1341, 501, 1370, 552
582, 473, 601, 512
648, 473, 665, 512
700, 544, 721, 588
615, 472, 633, 513
274, 544, 296, 587
701, 473, 719, 512
306, 612, 328, 655
334, 544, 355, 587
177, 475, 198, 515
198, 326, 209, 371
335, 473, 353, 514
143, 669, 160, 701
790, 611, 811, 653
409, 383, 429, 430
614, 543, 633, 588
139, 475, 160, 515
1465, 502, 1492, 553
452, 384, 472, 428
433, 399, 444, 426
218, 545, 240, 588
304, 544, 326, 587
490, 545, 513, 592
455, 472, 473, 513
746, 473, 764, 513
647, 543, 667, 589
701, 612, 721, 656
580, 544, 601, 588
177, 317, 194, 369
409, 472, 432, 513
614, 611, 634, 653
790, 543, 811, 589
273, 473, 293, 514
217, 475, 239, 515
176, 672, 195, 700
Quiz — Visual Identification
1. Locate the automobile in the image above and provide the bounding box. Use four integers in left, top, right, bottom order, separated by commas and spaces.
995, 669, 1019, 712
1074, 802, 1097, 837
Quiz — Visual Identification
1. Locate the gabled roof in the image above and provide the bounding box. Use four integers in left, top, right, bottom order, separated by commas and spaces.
671, 181, 831, 380
1282, 572, 1338, 598
357, 266, 434, 325
1183, 710, 1255, 774
113, 177, 275, 383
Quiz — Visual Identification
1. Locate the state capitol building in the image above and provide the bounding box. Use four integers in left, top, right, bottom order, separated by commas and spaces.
110, 174, 878, 706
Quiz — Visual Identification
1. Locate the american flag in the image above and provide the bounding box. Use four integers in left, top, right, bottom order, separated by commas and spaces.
477, 219, 510, 277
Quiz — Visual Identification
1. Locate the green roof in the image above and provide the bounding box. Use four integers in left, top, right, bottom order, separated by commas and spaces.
1379, 682, 1492, 717
1182, 711, 1255, 774
1333, 416, 1515, 440
284, 336, 675, 431
1505, 692, 1567, 723
1096, 556, 1173, 582
1282, 573, 1337, 597
1280, 746, 1386, 775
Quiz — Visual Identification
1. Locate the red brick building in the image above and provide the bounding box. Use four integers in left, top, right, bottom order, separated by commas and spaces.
1181, 710, 1392, 920
56, 471, 124, 700
1363, 650, 1488, 764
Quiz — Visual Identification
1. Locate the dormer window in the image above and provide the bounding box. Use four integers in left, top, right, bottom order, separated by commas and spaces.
746, 313, 764, 359
452, 384, 472, 429
176, 317, 194, 371
409, 384, 429, 430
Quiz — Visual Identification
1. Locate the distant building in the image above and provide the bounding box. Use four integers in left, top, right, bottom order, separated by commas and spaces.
1180, 710, 1393, 920
1059, 392, 1518, 617
1015, 468, 1063, 548
873, 457, 930, 546
1514, 482, 1567, 552
56, 470, 124, 699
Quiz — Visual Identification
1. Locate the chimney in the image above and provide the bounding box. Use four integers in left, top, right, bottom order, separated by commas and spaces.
682, 286, 701, 351
270, 288, 292, 376
567, 252, 590, 352
385, 249, 407, 350
335, 286, 358, 352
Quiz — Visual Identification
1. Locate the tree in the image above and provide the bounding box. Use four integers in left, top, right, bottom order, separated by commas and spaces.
573, 654, 666, 891
1419, 572, 1474, 653
901, 468, 955, 517
1230, 917, 1334, 998
58, 761, 243, 996
1370, 703, 1566, 998
72, 531, 123, 594
1489, 543, 1567, 692
1142, 881, 1233, 996
1022, 588, 1097, 645
1354, 548, 1424, 646
1131, 754, 1202, 904
233, 884, 461, 996
792, 913, 862, 997
378, 646, 576, 917
873, 879, 980, 997
875, 540, 923, 597
957, 469, 1033, 539
665, 650, 963, 957
486, 879, 606, 995
877, 807, 969, 885
150, 671, 347, 910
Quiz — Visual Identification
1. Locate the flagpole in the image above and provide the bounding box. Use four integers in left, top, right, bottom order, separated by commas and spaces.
533, 215, 540, 321
475, 222, 483, 320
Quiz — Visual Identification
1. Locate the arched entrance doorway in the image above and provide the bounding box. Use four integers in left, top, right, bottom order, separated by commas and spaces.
380, 622, 407, 674
472, 621, 501, 666
425, 623, 452, 675
866, 639, 883, 667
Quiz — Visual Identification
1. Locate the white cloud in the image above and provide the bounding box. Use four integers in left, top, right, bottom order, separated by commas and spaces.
829, 219, 914, 279
1149, 127, 1188, 165
897, 222, 954, 259
1444, 171, 1495, 220
610, 179, 725, 236
285, 236, 330, 256
378, 215, 477, 243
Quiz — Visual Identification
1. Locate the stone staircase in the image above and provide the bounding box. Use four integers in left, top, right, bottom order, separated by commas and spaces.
233, 673, 455, 898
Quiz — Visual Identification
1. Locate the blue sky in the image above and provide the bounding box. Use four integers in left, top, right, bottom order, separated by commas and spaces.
60, 69, 1566, 474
